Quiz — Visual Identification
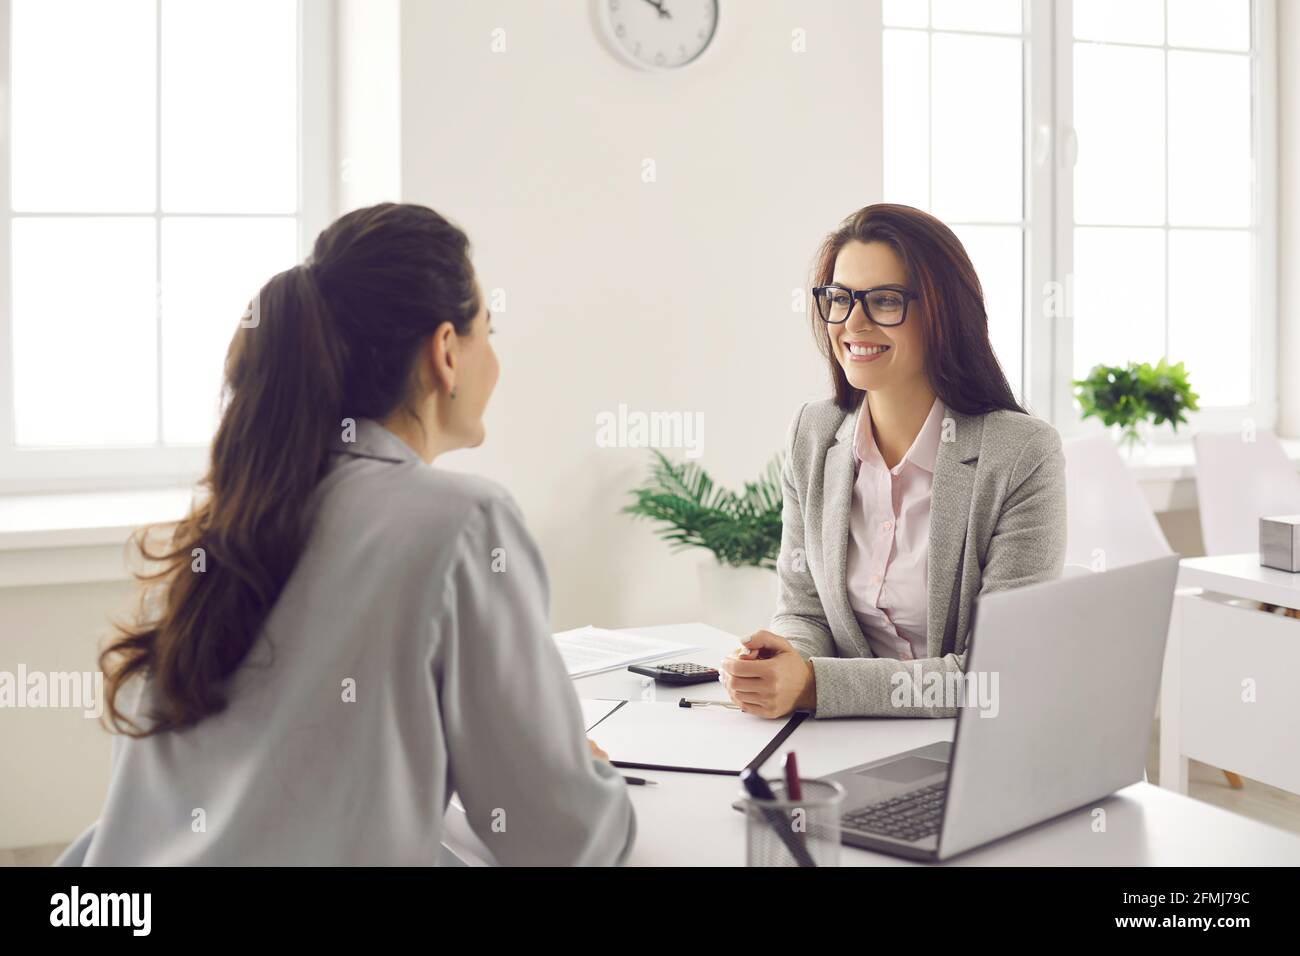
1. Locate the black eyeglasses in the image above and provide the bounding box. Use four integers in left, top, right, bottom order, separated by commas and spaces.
812, 284, 918, 326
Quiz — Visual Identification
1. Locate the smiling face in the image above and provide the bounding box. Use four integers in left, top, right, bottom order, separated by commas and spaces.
825, 240, 928, 396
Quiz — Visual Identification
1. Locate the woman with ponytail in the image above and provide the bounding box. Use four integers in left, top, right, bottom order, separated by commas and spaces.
60, 203, 635, 866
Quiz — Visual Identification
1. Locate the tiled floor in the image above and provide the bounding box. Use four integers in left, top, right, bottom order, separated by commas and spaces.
5, 726, 1298, 864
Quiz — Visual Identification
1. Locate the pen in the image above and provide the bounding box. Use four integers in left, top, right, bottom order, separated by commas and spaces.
783, 751, 803, 801
621, 775, 658, 786
678, 697, 740, 709
739, 767, 817, 868
783, 751, 810, 863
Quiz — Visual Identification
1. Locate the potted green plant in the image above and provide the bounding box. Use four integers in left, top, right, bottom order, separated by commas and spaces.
622, 450, 782, 636
1073, 358, 1200, 452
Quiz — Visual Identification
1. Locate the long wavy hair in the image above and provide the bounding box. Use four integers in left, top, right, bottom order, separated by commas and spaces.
100, 203, 480, 736
810, 203, 1025, 416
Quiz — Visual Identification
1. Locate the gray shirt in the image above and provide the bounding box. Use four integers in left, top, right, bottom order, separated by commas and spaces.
66, 418, 634, 865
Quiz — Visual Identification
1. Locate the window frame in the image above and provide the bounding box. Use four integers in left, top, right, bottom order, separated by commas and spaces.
881, 10, 1035, 407
0, 0, 335, 494
884, 0, 1276, 435
1047, 0, 1277, 438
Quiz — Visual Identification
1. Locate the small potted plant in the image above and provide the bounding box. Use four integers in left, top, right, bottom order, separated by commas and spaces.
1073, 358, 1200, 452
622, 450, 782, 636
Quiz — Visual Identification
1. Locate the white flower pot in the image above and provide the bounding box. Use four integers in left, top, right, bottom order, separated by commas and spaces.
696, 560, 778, 640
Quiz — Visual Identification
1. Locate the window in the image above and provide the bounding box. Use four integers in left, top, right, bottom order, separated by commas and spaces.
882, 0, 1274, 432
882, 0, 1028, 400
0, 0, 332, 491
1063, 0, 1267, 419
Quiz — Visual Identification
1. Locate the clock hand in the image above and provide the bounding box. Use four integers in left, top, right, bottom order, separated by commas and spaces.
640, 0, 672, 19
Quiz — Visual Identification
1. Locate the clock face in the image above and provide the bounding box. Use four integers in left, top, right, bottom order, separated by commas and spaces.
600, 0, 720, 71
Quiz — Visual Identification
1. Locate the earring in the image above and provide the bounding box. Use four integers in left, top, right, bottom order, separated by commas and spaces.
450, 387, 457, 400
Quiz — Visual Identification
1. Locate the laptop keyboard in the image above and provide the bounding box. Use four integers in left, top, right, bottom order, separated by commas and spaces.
842, 781, 947, 843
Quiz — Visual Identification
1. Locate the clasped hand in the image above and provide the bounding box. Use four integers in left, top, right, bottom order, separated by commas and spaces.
718, 630, 816, 718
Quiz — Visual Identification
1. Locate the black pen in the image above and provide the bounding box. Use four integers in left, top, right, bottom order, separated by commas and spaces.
621, 775, 658, 786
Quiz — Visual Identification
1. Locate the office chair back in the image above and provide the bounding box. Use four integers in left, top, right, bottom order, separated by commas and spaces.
1062, 435, 1173, 572
1193, 431, 1300, 555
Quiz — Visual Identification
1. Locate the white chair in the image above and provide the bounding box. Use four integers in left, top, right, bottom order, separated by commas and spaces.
1063, 436, 1173, 572
1192, 431, 1300, 555
1062, 437, 1217, 787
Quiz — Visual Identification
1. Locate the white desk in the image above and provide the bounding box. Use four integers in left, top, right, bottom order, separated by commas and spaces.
444, 622, 1300, 866
1160, 554, 1300, 798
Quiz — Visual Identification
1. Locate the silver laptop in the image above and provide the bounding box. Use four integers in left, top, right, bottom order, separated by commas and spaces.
824, 555, 1180, 861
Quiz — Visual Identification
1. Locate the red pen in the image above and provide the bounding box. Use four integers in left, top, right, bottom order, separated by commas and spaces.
783, 751, 803, 801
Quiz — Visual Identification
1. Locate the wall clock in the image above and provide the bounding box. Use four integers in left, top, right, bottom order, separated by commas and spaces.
597, 0, 720, 71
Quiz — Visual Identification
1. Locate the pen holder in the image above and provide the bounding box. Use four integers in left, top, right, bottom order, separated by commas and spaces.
740, 778, 845, 867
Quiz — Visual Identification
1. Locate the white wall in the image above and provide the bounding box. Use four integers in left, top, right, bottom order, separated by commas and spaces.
338, 0, 402, 210
1279, 0, 1300, 435
0, 581, 131, 848
396, 0, 882, 631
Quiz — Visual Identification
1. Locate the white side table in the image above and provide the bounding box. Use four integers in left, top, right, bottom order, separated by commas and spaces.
1160, 554, 1300, 795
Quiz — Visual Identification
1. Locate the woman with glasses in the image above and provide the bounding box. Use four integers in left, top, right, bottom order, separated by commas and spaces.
718, 203, 1066, 719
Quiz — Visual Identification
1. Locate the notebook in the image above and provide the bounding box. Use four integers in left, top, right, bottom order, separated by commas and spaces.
585, 699, 806, 775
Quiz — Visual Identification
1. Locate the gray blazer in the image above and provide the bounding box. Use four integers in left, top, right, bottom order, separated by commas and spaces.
61, 418, 634, 866
771, 398, 1067, 718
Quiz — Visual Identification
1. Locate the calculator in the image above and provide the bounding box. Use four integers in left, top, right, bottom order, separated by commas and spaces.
626, 662, 720, 685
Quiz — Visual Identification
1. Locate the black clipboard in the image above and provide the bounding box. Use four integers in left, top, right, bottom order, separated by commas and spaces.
589, 699, 808, 776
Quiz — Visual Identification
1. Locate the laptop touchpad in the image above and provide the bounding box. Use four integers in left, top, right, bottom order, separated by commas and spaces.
857, 755, 947, 785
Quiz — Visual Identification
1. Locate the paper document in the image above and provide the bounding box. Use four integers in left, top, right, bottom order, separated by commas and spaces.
590, 699, 804, 775
553, 625, 693, 678
579, 698, 624, 732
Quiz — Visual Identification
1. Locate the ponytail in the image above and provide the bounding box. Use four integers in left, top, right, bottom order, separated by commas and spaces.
101, 203, 478, 735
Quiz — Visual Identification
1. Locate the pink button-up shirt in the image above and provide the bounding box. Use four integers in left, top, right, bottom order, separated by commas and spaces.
845, 397, 944, 661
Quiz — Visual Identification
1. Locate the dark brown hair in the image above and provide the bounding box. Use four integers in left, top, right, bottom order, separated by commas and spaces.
101, 203, 480, 736
810, 203, 1025, 416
